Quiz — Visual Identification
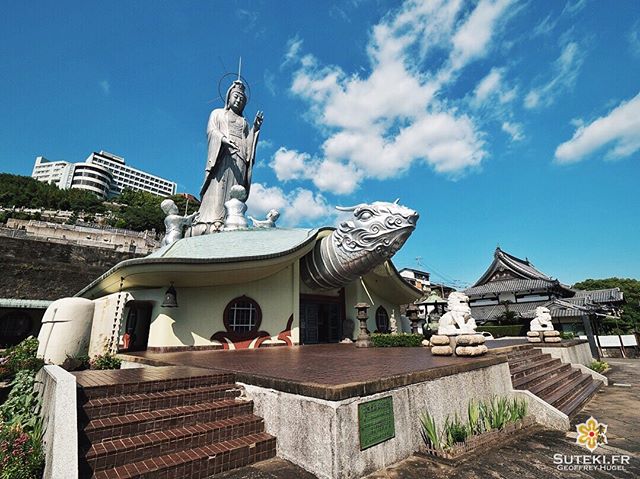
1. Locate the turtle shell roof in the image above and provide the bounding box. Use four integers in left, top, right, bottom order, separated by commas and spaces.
148, 228, 319, 262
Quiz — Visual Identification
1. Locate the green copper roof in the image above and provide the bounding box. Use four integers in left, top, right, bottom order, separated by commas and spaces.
148, 228, 319, 261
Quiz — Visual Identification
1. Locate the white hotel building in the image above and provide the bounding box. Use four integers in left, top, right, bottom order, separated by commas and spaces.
32, 151, 177, 199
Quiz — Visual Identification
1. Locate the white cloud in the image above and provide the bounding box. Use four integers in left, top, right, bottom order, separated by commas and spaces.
629, 21, 640, 57
555, 92, 640, 164
450, 0, 513, 71
246, 183, 335, 226
472, 67, 518, 107
282, 35, 303, 67
501, 121, 525, 141
271, 147, 311, 181
99, 80, 110, 95
277, 0, 515, 194
524, 41, 585, 109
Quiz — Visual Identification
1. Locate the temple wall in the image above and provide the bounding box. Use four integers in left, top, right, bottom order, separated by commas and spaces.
141, 265, 296, 349
343, 281, 404, 336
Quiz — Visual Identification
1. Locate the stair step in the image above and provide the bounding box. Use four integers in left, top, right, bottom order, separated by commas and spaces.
78, 372, 236, 401
528, 368, 582, 397
82, 399, 254, 443
80, 383, 242, 421
91, 432, 276, 479
541, 373, 592, 406
510, 356, 560, 380
83, 414, 265, 473
508, 351, 552, 370
506, 347, 541, 361
512, 362, 571, 389
558, 380, 602, 417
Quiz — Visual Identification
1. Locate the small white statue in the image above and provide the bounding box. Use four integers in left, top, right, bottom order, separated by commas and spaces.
389, 309, 398, 335
437, 292, 477, 335
223, 185, 249, 231
250, 209, 280, 228
160, 199, 198, 246
530, 306, 554, 332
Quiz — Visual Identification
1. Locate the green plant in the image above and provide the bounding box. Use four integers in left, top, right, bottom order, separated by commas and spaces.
90, 353, 121, 370
371, 333, 423, 347
0, 337, 44, 381
589, 360, 609, 373
467, 399, 483, 435
484, 396, 509, 430
62, 353, 90, 372
443, 414, 469, 448
419, 411, 440, 449
0, 369, 45, 478
507, 397, 528, 423
560, 332, 575, 340
0, 421, 45, 479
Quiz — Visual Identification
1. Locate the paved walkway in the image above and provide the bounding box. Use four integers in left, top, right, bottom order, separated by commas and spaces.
126, 344, 504, 400
215, 359, 640, 479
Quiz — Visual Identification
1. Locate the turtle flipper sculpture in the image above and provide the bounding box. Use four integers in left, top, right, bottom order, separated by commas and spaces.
301, 200, 419, 290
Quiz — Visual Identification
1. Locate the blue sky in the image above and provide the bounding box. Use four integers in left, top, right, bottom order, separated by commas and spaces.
1, 0, 639, 287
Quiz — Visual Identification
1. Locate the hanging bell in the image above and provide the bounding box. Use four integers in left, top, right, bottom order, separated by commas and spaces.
162, 284, 178, 308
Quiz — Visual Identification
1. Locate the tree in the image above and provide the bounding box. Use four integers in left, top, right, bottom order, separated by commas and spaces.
573, 278, 640, 334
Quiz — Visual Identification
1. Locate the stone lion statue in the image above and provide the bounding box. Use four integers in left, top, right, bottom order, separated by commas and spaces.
437, 292, 477, 335
530, 306, 554, 332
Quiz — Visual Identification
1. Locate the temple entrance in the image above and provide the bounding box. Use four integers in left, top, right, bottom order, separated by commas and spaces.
300, 293, 344, 344
121, 301, 152, 351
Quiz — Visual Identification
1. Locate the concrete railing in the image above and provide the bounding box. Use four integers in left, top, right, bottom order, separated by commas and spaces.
36, 365, 78, 479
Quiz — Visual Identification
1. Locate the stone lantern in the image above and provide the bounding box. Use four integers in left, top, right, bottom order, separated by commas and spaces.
354, 302, 372, 348
406, 303, 420, 334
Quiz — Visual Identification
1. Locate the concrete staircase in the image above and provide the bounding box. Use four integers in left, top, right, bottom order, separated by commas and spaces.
76, 370, 276, 479
507, 346, 603, 417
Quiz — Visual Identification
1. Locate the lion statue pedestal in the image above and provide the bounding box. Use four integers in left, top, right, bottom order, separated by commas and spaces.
430, 292, 487, 357
528, 306, 561, 343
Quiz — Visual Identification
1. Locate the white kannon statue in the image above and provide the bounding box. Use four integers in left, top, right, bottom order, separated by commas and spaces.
437, 292, 477, 335
530, 306, 554, 332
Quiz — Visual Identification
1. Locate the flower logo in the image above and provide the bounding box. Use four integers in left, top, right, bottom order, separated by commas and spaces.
576, 416, 608, 452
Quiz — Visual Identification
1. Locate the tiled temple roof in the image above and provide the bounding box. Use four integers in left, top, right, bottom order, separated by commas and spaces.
464, 278, 559, 297
571, 288, 624, 303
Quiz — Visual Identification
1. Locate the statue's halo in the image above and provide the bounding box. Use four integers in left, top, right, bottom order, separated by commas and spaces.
216, 72, 252, 105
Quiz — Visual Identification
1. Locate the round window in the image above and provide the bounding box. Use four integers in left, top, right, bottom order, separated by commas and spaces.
223, 296, 262, 334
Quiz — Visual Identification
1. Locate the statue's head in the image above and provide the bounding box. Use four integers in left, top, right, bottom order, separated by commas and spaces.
333, 200, 418, 257
267, 209, 280, 221
535, 306, 552, 322
225, 80, 247, 114
160, 199, 178, 215
446, 292, 471, 314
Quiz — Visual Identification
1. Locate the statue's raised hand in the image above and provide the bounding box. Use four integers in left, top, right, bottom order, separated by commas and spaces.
254, 111, 264, 131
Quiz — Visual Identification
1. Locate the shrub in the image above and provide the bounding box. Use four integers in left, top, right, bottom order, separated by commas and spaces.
90, 353, 121, 370
589, 360, 609, 373
0, 422, 45, 479
0, 338, 44, 381
371, 333, 423, 347
476, 325, 524, 338
0, 370, 45, 479
560, 332, 575, 340
444, 414, 469, 447
61, 353, 90, 372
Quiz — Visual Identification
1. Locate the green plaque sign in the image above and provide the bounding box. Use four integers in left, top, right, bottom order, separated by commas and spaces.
358, 396, 395, 450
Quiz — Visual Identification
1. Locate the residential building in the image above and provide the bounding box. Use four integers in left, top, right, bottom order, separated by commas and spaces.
31, 151, 177, 199
85, 150, 176, 197
399, 267, 431, 292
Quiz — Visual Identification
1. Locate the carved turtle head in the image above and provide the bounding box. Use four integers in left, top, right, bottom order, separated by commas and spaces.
333, 200, 419, 258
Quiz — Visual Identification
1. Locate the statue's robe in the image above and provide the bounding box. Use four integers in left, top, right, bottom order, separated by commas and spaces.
189, 108, 259, 236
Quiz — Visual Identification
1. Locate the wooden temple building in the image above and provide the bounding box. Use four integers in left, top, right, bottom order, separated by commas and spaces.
464, 247, 624, 334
